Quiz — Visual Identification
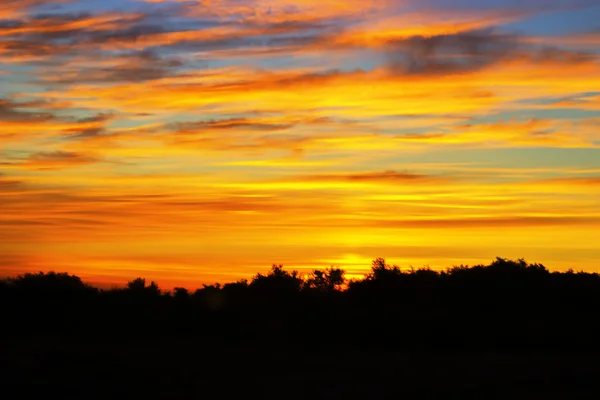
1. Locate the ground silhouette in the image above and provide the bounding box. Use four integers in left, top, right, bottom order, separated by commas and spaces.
1, 257, 600, 399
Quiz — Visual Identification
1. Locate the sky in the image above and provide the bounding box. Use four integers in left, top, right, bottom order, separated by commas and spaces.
1, 0, 600, 288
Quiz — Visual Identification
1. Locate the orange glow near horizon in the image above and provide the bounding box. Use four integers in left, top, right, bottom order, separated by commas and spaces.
1, 0, 600, 289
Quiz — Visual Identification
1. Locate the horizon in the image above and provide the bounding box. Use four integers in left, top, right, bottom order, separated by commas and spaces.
2, 0, 600, 288
0, 256, 593, 291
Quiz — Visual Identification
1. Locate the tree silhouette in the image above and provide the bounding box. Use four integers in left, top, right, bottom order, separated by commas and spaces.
194, 283, 225, 310
304, 267, 346, 292
367, 257, 403, 281
11, 271, 95, 293
1, 257, 599, 350
173, 287, 189, 300
250, 264, 303, 295
126, 277, 161, 296
2, 257, 600, 399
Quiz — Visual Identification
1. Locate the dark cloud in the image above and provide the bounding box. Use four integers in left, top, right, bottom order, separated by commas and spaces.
0, 38, 67, 61
533, 46, 595, 64
345, 170, 434, 182
385, 28, 596, 76
171, 70, 348, 95
172, 117, 296, 133
1, 150, 101, 170
301, 170, 438, 183
0, 98, 56, 122
58, 113, 114, 139
72, 51, 184, 84
169, 131, 310, 153
1, 0, 64, 16
4, 1, 593, 83
264, 32, 336, 49
0, 2, 346, 74
1, 12, 140, 39
92, 23, 166, 43
29, 150, 95, 161
262, 70, 352, 89
0, 11, 142, 61
74, 113, 114, 124
396, 133, 446, 140
67, 127, 107, 139
163, 35, 260, 54
147, 16, 343, 54
244, 19, 332, 35
386, 29, 519, 75
161, 115, 359, 154
0, 10, 181, 68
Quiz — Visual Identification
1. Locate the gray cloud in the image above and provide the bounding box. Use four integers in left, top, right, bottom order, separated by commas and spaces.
386, 29, 519, 75
385, 28, 596, 76
0, 98, 56, 122
172, 117, 296, 133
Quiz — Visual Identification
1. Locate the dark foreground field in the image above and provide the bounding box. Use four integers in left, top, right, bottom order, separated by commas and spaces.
2, 258, 600, 398
2, 339, 600, 399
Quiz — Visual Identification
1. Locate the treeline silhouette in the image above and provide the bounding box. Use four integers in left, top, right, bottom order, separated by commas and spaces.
2, 257, 600, 399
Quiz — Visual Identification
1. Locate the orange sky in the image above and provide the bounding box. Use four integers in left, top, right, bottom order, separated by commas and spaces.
1, 0, 600, 289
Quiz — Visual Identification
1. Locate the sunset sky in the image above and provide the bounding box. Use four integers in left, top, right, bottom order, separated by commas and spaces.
1, 0, 600, 288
